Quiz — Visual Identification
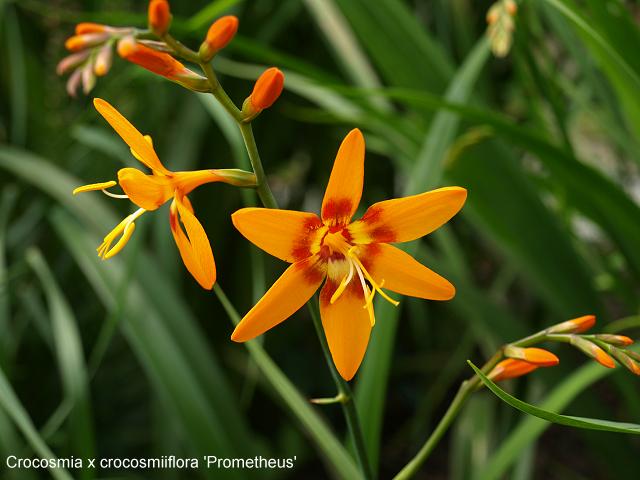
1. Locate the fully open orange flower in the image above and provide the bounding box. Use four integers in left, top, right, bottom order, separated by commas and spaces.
231, 129, 467, 380
73, 99, 253, 289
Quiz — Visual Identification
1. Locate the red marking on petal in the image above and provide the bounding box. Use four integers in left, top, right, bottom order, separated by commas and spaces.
371, 226, 396, 243
322, 198, 353, 225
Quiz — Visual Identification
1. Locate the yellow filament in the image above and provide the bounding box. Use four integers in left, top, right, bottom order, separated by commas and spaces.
97, 208, 145, 259
104, 222, 136, 259
328, 245, 398, 326
73, 180, 117, 195
348, 248, 399, 307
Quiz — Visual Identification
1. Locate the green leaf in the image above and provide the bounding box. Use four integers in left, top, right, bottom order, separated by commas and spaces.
0, 366, 73, 480
469, 361, 640, 435
26, 249, 96, 477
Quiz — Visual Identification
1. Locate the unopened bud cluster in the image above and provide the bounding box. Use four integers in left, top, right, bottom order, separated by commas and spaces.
486, 0, 517, 58
488, 315, 639, 383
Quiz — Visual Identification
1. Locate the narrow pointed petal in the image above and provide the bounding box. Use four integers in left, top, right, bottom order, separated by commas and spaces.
170, 195, 216, 289
232, 207, 326, 263
321, 129, 365, 227
231, 256, 326, 342
360, 243, 455, 300
118, 168, 174, 210
319, 278, 372, 381
93, 98, 170, 175
347, 187, 467, 244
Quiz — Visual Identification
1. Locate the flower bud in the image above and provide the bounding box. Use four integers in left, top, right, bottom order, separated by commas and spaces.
56, 51, 90, 75
94, 43, 113, 77
198, 15, 238, 62
242, 67, 284, 121
488, 359, 538, 382
65, 32, 109, 52
117, 36, 209, 92
569, 336, 615, 368
75, 23, 109, 35
66, 68, 83, 97
505, 0, 517, 16
608, 348, 640, 376
594, 334, 634, 347
81, 61, 96, 95
503, 345, 559, 367
148, 0, 172, 36
548, 315, 596, 334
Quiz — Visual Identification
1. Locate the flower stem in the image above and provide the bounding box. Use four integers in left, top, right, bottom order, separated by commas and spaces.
308, 300, 373, 480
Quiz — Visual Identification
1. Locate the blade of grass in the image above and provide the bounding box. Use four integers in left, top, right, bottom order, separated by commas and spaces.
26, 249, 95, 479
0, 366, 73, 480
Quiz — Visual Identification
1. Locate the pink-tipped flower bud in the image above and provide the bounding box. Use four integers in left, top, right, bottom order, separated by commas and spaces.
56, 51, 90, 75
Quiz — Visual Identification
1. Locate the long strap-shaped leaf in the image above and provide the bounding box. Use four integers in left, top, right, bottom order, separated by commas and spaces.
469, 361, 640, 435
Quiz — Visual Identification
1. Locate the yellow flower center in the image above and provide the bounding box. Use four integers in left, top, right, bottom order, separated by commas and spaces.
322, 230, 398, 326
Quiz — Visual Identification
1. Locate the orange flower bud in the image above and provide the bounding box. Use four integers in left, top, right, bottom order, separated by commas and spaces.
505, 0, 517, 16
75, 22, 109, 35
245, 67, 284, 116
198, 15, 238, 61
594, 334, 634, 347
148, 0, 171, 36
570, 336, 615, 368
65, 32, 109, 52
503, 345, 559, 366
117, 37, 209, 92
548, 315, 596, 334
488, 359, 538, 382
94, 43, 113, 77
609, 348, 640, 376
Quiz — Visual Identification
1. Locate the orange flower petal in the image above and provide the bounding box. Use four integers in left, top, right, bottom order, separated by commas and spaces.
170, 195, 216, 289
319, 277, 372, 381
93, 98, 170, 175
347, 186, 467, 244
232, 207, 326, 263
231, 256, 326, 342
360, 243, 455, 300
489, 358, 539, 382
118, 168, 174, 210
321, 129, 365, 228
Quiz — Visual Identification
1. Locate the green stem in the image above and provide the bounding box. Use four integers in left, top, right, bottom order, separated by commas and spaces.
308, 301, 373, 480
238, 122, 278, 209
393, 382, 470, 480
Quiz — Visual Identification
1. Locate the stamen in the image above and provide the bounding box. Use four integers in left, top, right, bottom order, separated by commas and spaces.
347, 247, 399, 310
330, 258, 354, 304
97, 208, 145, 259
73, 180, 117, 195
101, 189, 129, 199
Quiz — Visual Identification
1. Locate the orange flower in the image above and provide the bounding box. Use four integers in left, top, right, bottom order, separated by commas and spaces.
199, 15, 238, 61
231, 129, 466, 380
73, 99, 254, 289
148, 0, 171, 35
117, 37, 209, 92
488, 359, 539, 382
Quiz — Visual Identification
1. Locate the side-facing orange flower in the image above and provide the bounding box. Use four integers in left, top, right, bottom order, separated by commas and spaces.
231, 129, 467, 380
73, 98, 255, 289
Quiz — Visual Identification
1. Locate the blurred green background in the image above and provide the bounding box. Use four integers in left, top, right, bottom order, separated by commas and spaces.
1, 0, 640, 478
